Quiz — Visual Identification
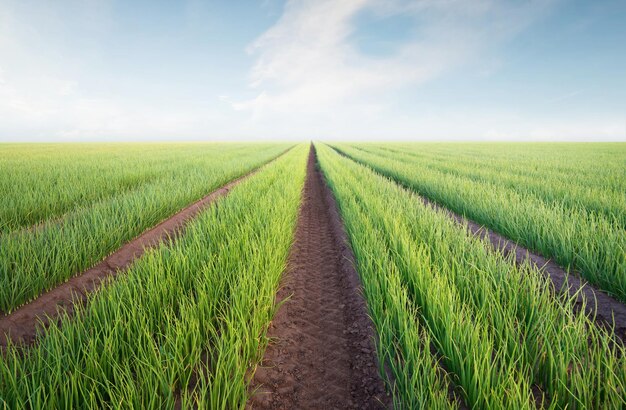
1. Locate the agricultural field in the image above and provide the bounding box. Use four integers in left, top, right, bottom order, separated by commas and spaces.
0, 143, 290, 313
1, 142, 625, 409
331, 143, 626, 303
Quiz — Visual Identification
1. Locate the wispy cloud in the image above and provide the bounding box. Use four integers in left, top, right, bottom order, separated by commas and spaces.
234, 0, 557, 125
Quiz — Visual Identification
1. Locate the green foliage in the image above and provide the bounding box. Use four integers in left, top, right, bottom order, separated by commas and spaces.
332, 142, 626, 303
0, 143, 290, 313
3, 141, 624, 409
0, 144, 307, 409
316, 143, 626, 409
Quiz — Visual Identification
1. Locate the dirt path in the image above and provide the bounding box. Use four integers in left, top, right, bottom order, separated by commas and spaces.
0, 152, 289, 348
332, 147, 626, 342
248, 146, 390, 409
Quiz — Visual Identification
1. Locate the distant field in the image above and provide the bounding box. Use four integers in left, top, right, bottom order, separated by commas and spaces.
332, 142, 626, 302
1, 142, 625, 409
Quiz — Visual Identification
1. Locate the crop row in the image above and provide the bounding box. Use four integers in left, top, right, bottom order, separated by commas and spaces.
332, 143, 626, 303
0, 144, 290, 313
0, 144, 281, 234
316, 143, 625, 408
362, 143, 625, 193
0, 145, 307, 409
352, 143, 626, 227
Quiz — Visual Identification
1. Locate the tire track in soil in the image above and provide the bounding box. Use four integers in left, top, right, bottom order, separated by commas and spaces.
332, 146, 626, 343
248, 146, 390, 410
0, 149, 291, 349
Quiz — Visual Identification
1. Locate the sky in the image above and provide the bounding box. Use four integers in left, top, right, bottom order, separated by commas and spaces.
0, 0, 625, 142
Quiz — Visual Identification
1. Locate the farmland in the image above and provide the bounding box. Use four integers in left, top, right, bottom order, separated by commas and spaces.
0, 143, 290, 313
331, 143, 626, 303
1, 142, 625, 409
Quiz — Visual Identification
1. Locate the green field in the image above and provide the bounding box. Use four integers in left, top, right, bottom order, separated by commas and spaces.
1, 142, 625, 409
0, 143, 290, 313
332, 142, 626, 302
317, 143, 626, 408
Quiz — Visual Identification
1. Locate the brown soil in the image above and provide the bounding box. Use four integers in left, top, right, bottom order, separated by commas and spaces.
332, 147, 626, 342
248, 146, 390, 409
0, 152, 288, 348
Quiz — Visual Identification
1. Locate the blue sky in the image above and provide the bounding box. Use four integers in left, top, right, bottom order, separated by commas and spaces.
0, 0, 624, 141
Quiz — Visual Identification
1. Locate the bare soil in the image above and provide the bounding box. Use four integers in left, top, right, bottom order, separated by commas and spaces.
0, 154, 286, 348
248, 146, 390, 409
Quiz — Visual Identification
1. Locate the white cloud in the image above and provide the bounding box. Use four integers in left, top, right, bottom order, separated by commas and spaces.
234, 0, 557, 122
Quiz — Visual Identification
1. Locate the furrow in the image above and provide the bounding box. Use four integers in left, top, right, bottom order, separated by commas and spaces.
247, 145, 390, 409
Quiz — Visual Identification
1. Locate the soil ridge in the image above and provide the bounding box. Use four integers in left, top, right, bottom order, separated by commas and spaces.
248, 145, 390, 409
